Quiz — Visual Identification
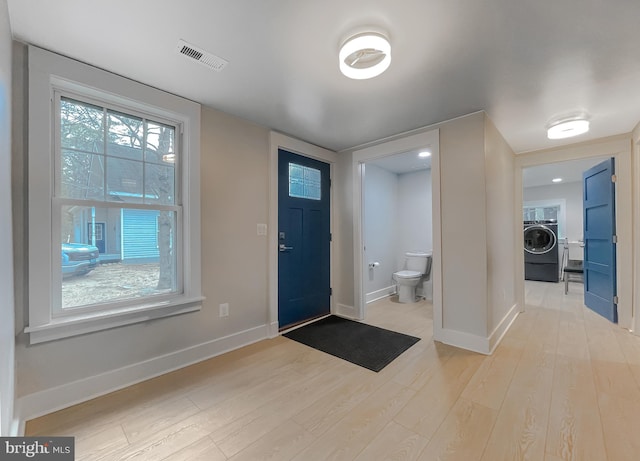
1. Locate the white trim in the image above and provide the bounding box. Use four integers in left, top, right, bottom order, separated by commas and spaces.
366, 285, 397, 304
268, 321, 279, 338
352, 129, 442, 340
9, 418, 24, 437
488, 303, 519, 353
435, 328, 491, 355
268, 132, 337, 335
335, 303, 357, 318
514, 135, 633, 329
634, 129, 640, 336
25, 299, 203, 344
17, 324, 269, 421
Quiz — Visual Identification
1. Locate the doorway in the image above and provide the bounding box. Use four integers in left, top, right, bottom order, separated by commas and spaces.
352, 129, 443, 334
277, 149, 331, 330
515, 138, 632, 329
268, 133, 337, 336
361, 151, 433, 305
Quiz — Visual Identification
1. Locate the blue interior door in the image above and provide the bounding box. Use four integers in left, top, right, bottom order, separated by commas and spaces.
583, 158, 617, 322
278, 149, 331, 330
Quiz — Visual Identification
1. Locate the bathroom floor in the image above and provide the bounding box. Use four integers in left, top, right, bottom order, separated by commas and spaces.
364, 295, 433, 341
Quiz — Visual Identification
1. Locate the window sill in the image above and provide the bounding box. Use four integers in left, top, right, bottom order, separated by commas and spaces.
25, 296, 204, 344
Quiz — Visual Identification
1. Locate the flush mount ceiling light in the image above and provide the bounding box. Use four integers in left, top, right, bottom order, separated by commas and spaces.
552, 177, 563, 183
418, 151, 431, 158
546, 114, 590, 140
339, 32, 391, 80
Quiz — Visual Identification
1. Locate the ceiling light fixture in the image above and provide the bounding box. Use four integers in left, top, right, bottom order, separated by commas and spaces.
552, 177, 563, 183
339, 32, 391, 80
418, 151, 431, 158
546, 113, 590, 140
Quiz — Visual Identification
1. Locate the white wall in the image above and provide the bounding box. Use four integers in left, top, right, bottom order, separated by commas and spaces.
13, 44, 275, 419
362, 165, 433, 300
438, 113, 488, 339
484, 116, 517, 342
363, 164, 398, 295
397, 169, 433, 269
0, 0, 15, 436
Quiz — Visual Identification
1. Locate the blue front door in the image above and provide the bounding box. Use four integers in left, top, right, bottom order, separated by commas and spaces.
583, 158, 617, 322
278, 149, 331, 330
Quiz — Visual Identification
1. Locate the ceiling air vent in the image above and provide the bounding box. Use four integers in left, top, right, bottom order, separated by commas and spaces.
177, 39, 228, 72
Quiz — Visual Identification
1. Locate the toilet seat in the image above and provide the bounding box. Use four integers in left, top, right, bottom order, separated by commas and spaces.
394, 270, 421, 279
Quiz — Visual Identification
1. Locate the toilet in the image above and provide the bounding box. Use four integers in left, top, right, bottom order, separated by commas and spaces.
393, 252, 432, 303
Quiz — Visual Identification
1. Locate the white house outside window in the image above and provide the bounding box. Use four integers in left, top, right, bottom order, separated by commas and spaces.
26, 46, 202, 344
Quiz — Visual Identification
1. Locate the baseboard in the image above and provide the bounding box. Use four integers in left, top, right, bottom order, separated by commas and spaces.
366, 285, 396, 304
268, 321, 279, 338
335, 303, 357, 319
488, 303, 519, 353
17, 324, 270, 422
434, 327, 491, 355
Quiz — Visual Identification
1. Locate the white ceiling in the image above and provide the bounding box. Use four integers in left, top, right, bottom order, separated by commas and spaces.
367, 149, 432, 175
522, 157, 607, 188
7, 1, 640, 153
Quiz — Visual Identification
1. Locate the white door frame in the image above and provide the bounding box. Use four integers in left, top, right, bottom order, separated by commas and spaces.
352, 129, 442, 335
268, 132, 337, 337
634, 131, 640, 336
514, 135, 633, 330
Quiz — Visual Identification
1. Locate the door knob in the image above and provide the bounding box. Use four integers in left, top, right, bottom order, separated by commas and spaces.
279, 244, 294, 252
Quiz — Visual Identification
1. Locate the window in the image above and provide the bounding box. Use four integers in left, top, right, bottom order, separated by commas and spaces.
56, 95, 181, 312
26, 46, 202, 344
523, 199, 567, 239
289, 163, 321, 200
523, 205, 559, 222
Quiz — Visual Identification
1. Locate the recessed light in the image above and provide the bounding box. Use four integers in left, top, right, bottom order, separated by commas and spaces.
418, 151, 431, 158
552, 177, 563, 183
547, 114, 590, 139
339, 32, 391, 80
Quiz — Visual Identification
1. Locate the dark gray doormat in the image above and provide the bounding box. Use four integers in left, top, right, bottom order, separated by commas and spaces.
283, 315, 420, 372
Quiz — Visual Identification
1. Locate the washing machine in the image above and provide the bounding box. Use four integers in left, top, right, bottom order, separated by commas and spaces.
524, 220, 559, 282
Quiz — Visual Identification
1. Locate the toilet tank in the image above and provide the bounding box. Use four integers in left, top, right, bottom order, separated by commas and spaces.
405, 252, 432, 274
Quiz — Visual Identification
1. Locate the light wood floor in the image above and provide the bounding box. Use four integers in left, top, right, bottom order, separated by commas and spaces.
26, 283, 640, 461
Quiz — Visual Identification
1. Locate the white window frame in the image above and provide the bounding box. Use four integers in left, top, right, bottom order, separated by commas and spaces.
25, 46, 203, 344
523, 198, 567, 239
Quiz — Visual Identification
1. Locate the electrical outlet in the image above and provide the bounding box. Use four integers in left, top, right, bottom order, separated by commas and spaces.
219, 303, 229, 317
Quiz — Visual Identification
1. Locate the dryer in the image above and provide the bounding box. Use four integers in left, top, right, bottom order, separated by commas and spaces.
524, 220, 559, 282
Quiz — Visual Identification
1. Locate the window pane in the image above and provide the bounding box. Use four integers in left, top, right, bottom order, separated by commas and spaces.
303, 166, 321, 200
107, 157, 143, 203
145, 163, 175, 205
60, 205, 177, 309
289, 163, 321, 200
107, 110, 144, 160
60, 150, 104, 200
146, 121, 176, 165
60, 97, 104, 153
